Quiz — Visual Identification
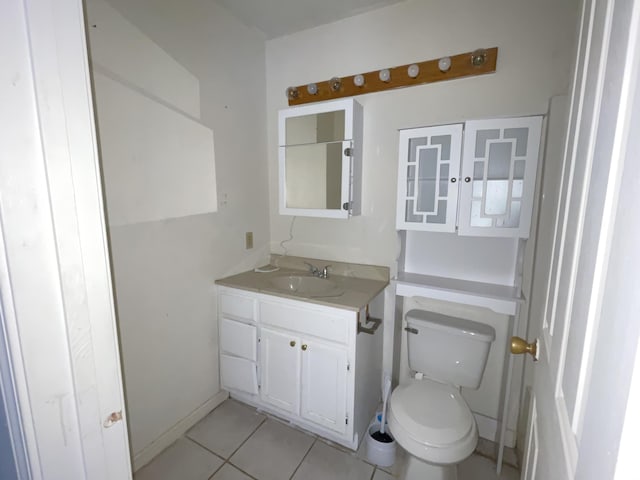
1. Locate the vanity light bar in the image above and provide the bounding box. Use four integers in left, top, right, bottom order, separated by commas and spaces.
286, 47, 498, 106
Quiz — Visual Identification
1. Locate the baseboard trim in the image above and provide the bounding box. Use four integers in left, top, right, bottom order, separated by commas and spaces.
132, 390, 229, 471
473, 412, 516, 448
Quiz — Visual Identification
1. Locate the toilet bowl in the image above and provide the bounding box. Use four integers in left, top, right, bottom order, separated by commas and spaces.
388, 310, 495, 480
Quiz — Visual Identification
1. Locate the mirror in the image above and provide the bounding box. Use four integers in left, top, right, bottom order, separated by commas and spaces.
283, 110, 346, 210
284, 143, 343, 209
285, 111, 345, 145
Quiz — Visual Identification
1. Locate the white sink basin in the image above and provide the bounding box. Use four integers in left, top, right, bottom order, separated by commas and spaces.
268, 275, 344, 298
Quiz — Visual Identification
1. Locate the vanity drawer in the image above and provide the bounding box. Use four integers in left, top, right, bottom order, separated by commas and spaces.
220, 291, 256, 322
220, 354, 259, 395
260, 301, 350, 344
220, 318, 257, 361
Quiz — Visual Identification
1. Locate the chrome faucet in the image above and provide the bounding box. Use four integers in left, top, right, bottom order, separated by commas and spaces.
304, 262, 331, 279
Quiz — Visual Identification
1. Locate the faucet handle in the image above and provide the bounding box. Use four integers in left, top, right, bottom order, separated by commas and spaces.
304, 261, 318, 274
322, 265, 331, 278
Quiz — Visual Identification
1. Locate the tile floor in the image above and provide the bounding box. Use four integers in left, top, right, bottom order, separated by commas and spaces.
135, 399, 520, 480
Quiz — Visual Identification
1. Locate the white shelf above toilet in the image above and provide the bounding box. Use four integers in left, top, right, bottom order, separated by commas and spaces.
394, 272, 522, 315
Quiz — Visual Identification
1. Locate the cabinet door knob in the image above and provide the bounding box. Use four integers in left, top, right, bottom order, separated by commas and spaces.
451, 177, 457, 183
301, 344, 308, 351
464, 176, 471, 183
290, 340, 296, 347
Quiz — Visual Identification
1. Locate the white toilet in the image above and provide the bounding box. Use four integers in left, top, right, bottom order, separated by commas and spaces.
388, 309, 495, 480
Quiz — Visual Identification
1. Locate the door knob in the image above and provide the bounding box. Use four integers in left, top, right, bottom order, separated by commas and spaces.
511, 336, 539, 361
301, 344, 308, 351
290, 340, 296, 347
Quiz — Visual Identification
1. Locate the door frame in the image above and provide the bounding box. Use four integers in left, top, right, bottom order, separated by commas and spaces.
1, 0, 132, 478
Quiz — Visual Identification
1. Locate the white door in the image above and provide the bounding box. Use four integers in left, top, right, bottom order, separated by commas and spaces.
1, 0, 131, 478
300, 338, 349, 434
521, 0, 640, 478
260, 328, 301, 414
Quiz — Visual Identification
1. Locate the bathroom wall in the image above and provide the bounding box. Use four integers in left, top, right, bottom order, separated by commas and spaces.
265, 0, 578, 448
85, 0, 270, 468
265, 0, 578, 272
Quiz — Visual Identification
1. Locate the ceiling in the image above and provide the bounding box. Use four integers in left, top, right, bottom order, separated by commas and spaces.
213, 0, 404, 39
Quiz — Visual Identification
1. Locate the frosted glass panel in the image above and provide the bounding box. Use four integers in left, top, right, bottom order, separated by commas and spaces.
504, 128, 529, 156
417, 147, 438, 213
407, 165, 415, 196
440, 164, 449, 197
426, 200, 447, 223
431, 135, 451, 160
514, 160, 526, 179
475, 129, 500, 157
487, 142, 512, 179
408, 137, 428, 162
405, 199, 423, 223
470, 200, 493, 227
485, 180, 509, 215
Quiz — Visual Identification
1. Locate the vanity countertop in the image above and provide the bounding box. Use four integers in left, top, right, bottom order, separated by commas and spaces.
215, 255, 389, 312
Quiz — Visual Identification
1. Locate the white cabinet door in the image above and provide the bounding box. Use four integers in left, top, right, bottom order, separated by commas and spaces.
300, 338, 349, 434
259, 327, 301, 414
458, 116, 543, 238
396, 124, 463, 232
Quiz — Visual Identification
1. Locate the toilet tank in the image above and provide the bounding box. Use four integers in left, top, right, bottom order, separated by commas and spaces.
406, 309, 496, 389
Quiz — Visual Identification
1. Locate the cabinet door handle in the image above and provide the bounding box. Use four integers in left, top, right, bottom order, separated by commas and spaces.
289, 340, 296, 347
464, 176, 471, 183
301, 344, 308, 351
451, 177, 457, 183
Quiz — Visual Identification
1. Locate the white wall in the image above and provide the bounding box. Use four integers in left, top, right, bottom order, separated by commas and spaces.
266, 0, 578, 272
86, 0, 270, 467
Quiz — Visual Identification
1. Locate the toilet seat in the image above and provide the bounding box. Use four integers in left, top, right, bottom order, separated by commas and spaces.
388, 379, 477, 465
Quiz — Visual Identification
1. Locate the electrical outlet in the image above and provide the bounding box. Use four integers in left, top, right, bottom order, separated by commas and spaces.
245, 231, 253, 249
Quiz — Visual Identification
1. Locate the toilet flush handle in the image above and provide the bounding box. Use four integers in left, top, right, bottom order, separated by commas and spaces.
404, 326, 418, 334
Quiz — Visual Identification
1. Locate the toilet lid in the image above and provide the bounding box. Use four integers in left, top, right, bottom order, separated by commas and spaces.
390, 380, 474, 446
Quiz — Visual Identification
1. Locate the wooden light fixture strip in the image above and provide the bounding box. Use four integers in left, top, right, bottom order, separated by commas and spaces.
287, 47, 498, 106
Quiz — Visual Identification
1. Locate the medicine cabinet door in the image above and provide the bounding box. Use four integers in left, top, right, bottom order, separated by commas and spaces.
278, 98, 362, 219
458, 116, 543, 238
396, 124, 463, 232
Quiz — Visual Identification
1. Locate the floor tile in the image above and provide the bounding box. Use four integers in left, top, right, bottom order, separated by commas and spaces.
230, 419, 315, 480
458, 453, 520, 480
210, 463, 254, 480
134, 438, 223, 480
372, 469, 395, 480
187, 399, 265, 458
292, 440, 374, 480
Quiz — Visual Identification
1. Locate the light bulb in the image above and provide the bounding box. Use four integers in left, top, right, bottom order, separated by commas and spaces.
329, 77, 342, 92
407, 64, 420, 78
286, 86, 299, 100
307, 83, 318, 95
379, 68, 391, 82
438, 57, 452, 72
471, 49, 487, 66
353, 74, 365, 87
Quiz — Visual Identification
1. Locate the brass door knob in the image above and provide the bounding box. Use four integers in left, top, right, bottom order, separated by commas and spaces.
511, 336, 539, 361
301, 344, 308, 351
290, 340, 296, 347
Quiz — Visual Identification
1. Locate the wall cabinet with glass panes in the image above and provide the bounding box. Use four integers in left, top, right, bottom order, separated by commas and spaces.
396, 116, 542, 238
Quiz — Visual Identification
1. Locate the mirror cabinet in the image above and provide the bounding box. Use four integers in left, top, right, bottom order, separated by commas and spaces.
278, 99, 363, 218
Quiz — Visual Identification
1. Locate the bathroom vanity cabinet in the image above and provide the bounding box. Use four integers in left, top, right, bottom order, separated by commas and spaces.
217, 285, 381, 449
396, 115, 543, 238
278, 98, 363, 218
